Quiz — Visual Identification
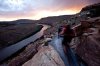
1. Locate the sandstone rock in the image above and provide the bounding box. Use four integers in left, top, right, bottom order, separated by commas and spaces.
8, 43, 38, 66
73, 19, 100, 66
76, 34, 100, 66
23, 45, 65, 66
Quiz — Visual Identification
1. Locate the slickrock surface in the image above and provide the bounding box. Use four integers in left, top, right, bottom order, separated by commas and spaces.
23, 45, 65, 66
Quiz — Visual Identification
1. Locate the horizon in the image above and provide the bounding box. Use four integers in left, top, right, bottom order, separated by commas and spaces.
0, 0, 100, 21
0, 14, 73, 22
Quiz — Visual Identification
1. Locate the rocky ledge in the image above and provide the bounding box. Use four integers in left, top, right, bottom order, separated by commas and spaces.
23, 45, 65, 66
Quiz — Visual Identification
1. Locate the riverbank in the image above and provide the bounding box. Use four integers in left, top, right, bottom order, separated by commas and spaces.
0, 23, 43, 49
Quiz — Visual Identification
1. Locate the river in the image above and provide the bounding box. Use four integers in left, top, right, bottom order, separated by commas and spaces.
0, 24, 49, 62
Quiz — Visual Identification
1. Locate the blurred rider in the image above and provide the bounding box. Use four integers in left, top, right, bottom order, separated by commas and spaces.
59, 25, 75, 53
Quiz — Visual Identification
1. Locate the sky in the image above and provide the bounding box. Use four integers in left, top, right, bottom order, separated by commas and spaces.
0, 0, 100, 21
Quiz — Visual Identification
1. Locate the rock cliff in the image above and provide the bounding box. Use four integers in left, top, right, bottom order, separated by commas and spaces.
74, 17, 100, 66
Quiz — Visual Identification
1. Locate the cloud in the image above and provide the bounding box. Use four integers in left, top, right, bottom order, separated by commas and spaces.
0, 0, 100, 21
87, 0, 100, 4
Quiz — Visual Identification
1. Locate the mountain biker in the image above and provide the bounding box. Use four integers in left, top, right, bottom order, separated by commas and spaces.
59, 25, 75, 53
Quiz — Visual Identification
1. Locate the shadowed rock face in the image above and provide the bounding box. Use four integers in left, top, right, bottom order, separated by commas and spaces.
22, 45, 65, 66
76, 35, 100, 66
75, 18, 100, 66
